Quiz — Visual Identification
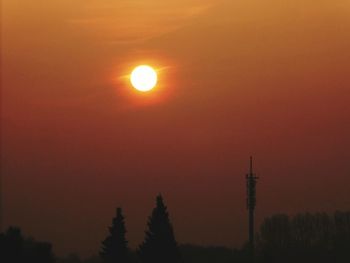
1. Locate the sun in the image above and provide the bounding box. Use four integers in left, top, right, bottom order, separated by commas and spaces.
130, 65, 158, 92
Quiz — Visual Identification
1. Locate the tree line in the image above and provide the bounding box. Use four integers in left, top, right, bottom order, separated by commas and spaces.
1, 194, 350, 263
256, 211, 350, 263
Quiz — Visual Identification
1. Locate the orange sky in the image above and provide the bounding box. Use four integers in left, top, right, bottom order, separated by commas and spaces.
2, 0, 350, 258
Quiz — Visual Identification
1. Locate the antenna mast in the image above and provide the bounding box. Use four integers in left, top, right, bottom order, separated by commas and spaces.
246, 156, 258, 260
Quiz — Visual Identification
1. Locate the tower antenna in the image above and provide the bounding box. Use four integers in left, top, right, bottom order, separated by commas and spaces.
246, 156, 259, 261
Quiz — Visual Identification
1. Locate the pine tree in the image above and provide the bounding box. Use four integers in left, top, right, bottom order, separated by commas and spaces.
100, 208, 129, 263
139, 195, 181, 263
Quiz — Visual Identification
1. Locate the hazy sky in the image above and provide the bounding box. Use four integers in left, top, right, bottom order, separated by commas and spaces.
2, 0, 350, 258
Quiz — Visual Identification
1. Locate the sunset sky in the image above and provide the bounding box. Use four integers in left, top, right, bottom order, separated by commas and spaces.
2, 0, 350, 258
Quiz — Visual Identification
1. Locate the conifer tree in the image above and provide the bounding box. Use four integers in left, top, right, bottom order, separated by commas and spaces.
139, 195, 181, 263
100, 208, 129, 263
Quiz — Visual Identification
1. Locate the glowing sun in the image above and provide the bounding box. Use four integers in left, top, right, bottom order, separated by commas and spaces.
130, 65, 158, 92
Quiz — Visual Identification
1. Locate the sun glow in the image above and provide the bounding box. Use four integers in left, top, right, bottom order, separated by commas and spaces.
130, 65, 158, 92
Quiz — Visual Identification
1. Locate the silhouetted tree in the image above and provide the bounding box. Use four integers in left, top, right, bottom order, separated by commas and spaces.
333, 211, 350, 263
0, 226, 55, 263
138, 195, 181, 263
0, 227, 24, 262
257, 214, 292, 262
100, 208, 130, 263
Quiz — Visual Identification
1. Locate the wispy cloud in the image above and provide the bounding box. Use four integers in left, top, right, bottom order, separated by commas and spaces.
67, 0, 216, 44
